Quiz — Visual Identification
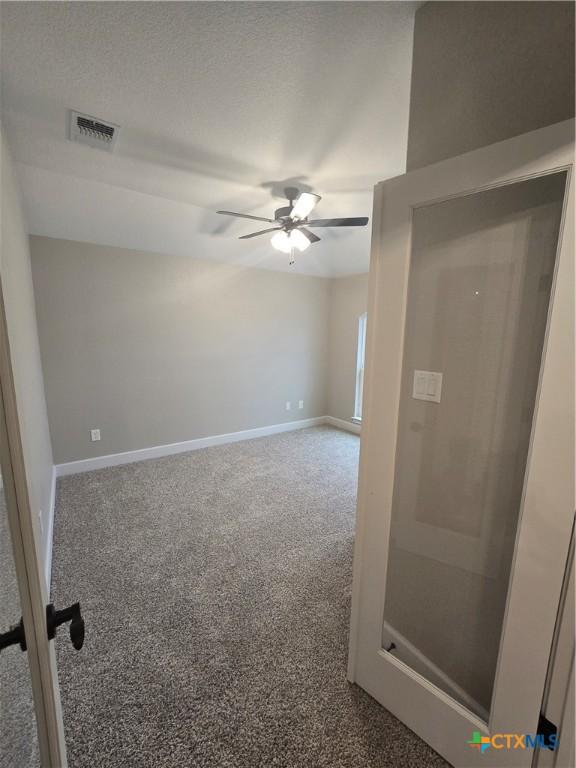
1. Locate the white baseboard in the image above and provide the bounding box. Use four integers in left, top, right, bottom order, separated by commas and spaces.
55, 416, 328, 477
324, 415, 361, 435
44, 466, 56, 593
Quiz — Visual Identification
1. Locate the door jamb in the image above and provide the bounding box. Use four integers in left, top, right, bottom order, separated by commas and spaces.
0, 277, 66, 767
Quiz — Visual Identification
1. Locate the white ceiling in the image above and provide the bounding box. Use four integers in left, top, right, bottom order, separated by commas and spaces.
1, 1, 418, 277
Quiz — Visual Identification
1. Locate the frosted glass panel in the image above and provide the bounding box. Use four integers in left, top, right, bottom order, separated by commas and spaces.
381, 172, 566, 721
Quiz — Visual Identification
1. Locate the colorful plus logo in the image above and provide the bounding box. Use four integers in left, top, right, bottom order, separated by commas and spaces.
468, 732, 492, 753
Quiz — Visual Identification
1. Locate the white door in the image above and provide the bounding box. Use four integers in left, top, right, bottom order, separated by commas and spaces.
0, 281, 67, 766
348, 120, 574, 768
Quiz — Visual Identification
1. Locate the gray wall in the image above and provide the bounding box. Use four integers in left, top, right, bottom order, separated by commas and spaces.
30, 237, 331, 464
407, 1, 575, 169
0, 128, 53, 571
328, 274, 369, 422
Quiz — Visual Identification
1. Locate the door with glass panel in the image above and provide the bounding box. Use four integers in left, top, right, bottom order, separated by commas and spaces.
348, 120, 574, 768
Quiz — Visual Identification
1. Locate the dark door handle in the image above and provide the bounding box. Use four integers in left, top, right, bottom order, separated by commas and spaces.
47, 602, 85, 650
0, 617, 26, 653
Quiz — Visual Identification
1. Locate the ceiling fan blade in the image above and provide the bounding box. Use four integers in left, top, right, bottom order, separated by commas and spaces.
299, 227, 321, 244
238, 227, 281, 240
217, 210, 275, 223
291, 192, 321, 221
307, 217, 369, 228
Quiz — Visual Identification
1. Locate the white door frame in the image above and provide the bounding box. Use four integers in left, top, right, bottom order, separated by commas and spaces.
0, 278, 66, 767
535, 524, 575, 768
348, 119, 574, 767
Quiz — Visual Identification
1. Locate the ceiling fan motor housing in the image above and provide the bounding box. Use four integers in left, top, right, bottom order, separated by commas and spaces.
274, 205, 294, 222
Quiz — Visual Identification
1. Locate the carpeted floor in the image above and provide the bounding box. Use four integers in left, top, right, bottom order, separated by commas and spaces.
52, 426, 449, 768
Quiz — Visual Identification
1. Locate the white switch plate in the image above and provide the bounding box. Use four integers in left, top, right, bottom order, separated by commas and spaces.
90, 428, 101, 441
298, 400, 304, 409
412, 371, 442, 403
285, 401, 291, 411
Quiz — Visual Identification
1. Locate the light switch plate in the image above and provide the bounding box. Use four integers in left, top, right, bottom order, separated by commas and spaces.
412, 371, 442, 403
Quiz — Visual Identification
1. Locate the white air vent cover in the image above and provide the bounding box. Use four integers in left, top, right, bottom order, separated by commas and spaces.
69, 110, 119, 151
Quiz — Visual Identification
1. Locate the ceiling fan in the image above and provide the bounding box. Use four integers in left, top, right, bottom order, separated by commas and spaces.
216, 187, 369, 262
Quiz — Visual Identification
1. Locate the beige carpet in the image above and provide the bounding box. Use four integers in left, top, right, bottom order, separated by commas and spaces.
52, 426, 449, 767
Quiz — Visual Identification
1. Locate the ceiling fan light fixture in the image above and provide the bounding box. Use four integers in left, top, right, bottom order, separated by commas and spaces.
290, 192, 321, 222
271, 231, 292, 253
289, 228, 311, 252
271, 229, 311, 254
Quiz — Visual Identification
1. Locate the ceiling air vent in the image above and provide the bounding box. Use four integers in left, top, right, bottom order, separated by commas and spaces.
69, 110, 119, 151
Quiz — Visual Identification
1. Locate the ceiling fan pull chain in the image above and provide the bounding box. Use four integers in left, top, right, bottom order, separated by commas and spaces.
289, 246, 296, 266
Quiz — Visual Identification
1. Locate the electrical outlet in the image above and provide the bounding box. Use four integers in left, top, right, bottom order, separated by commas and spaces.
90, 428, 101, 442
285, 401, 291, 411
298, 400, 304, 409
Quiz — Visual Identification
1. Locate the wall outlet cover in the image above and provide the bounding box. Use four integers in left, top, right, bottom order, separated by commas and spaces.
90, 429, 101, 441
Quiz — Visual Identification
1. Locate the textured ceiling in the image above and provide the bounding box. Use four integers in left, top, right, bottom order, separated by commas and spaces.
1, 1, 418, 276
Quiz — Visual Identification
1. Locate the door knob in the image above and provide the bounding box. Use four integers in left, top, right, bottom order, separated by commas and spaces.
46, 602, 85, 650
0, 617, 26, 653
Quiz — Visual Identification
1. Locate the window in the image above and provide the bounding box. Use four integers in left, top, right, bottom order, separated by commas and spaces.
354, 313, 367, 421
